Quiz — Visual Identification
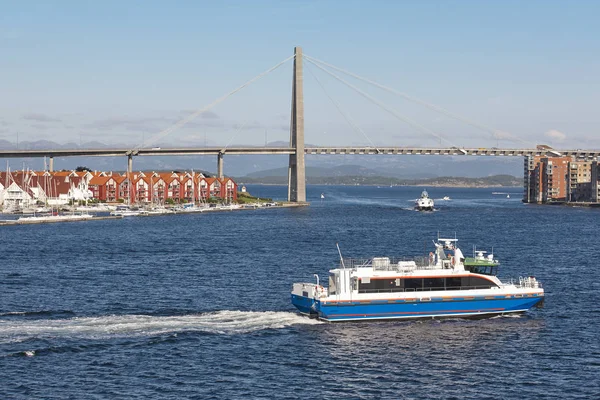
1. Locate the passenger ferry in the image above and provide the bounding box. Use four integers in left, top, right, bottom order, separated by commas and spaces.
291, 237, 544, 322
415, 190, 434, 211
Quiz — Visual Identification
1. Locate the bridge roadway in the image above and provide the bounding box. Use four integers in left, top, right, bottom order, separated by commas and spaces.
0, 146, 598, 158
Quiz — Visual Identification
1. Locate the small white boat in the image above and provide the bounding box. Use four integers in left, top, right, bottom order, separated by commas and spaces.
145, 207, 174, 215
415, 190, 434, 211
507, 194, 510, 199
21, 206, 52, 214
320, 193, 325, 199
442, 196, 451, 201
110, 206, 144, 217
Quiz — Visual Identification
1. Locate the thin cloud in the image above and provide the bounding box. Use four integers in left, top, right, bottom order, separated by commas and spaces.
23, 113, 61, 122
30, 124, 50, 130
545, 129, 566, 142
180, 110, 220, 119
86, 115, 224, 133
85, 116, 176, 131
232, 120, 264, 130
491, 131, 514, 140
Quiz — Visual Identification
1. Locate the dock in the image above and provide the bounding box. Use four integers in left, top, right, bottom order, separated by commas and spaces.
0, 215, 123, 226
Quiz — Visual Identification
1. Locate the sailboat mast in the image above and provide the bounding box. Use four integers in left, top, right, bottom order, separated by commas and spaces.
191, 170, 195, 205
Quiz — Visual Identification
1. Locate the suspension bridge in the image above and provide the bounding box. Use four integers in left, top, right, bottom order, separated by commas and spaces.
1, 47, 595, 203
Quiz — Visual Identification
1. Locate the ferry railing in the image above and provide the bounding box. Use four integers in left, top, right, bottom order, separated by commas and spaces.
341, 257, 439, 270
518, 276, 542, 289
500, 278, 543, 289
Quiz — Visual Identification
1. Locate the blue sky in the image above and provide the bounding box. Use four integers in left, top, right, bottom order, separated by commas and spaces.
1, 0, 599, 149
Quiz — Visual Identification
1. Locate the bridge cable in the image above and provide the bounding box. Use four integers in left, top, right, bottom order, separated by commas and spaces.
305, 62, 380, 152
223, 120, 250, 151
304, 54, 533, 147
304, 57, 456, 147
136, 54, 295, 151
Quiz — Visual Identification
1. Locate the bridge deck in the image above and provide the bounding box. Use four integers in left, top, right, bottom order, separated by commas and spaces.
0, 147, 598, 158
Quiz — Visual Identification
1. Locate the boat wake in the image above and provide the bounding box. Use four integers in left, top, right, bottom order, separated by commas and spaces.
0, 310, 320, 343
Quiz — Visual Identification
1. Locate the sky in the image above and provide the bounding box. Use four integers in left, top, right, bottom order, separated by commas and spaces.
1, 0, 599, 150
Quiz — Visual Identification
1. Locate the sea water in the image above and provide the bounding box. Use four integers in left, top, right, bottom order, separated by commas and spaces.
1, 185, 599, 399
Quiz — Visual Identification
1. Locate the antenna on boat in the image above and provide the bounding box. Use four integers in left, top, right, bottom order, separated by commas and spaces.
336, 242, 346, 269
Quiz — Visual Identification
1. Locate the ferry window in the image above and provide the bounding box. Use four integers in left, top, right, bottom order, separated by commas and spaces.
372, 280, 385, 290
468, 266, 497, 276
403, 278, 422, 291
462, 276, 496, 289
329, 274, 337, 296
445, 277, 462, 289
359, 278, 405, 293
423, 278, 444, 290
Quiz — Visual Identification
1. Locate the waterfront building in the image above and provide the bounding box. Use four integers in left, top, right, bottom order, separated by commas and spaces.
524, 156, 600, 204
181, 173, 194, 203
0, 170, 94, 209
220, 177, 238, 202
198, 176, 210, 201
541, 156, 570, 202
567, 160, 593, 202
0, 174, 35, 211
89, 176, 111, 202
524, 156, 570, 203
591, 161, 600, 202
133, 172, 151, 203
0, 169, 239, 210
207, 178, 221, 199
114, 174, 131, 203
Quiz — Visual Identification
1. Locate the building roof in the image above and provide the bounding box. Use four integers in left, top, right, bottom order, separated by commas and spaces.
89, 176, 111, 185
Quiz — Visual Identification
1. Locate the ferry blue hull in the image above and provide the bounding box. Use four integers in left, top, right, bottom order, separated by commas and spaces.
290, 294, 318, 316
291, 294, 543, 322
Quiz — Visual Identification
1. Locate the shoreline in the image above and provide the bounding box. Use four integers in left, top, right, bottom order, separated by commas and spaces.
0, 202, 308, 226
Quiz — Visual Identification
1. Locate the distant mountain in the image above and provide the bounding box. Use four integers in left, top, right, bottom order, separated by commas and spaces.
237, 173, 521, 187
0, 139, 16, 150
245, 165, 408, 179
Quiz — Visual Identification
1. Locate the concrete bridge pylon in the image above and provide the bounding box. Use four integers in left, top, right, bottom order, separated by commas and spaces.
287, 46, 306, 203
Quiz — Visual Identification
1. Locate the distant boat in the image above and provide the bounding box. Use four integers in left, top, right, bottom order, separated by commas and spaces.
415, 190, 434, 211
442, 196, 451, 201
507, 194, 510, 199
110, 206, 145, 217
320, 193, 325, 199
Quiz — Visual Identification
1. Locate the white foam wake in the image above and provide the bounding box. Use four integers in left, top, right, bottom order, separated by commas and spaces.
0, 311, 320, 343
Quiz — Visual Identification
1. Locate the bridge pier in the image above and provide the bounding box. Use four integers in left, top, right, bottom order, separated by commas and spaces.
288, 46, 306, 203
127, 154, 133, 174
48, 157, 54, 172
217, 152, 224, 179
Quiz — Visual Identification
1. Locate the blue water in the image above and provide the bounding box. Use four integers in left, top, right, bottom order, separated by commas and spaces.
1, 185, 599, 399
